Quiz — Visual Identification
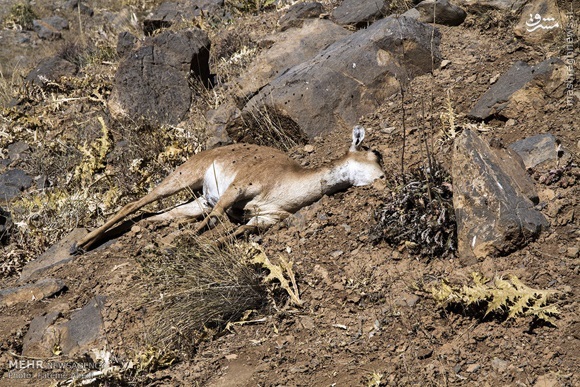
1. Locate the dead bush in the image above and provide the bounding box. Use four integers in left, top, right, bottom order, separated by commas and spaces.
370, 162, 456, 258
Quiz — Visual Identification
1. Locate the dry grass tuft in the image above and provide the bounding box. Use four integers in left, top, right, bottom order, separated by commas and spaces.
236, 106, 306, 151
138, 235, 268, 354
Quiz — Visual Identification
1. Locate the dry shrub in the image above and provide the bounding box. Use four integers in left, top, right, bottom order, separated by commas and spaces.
4, 2, 36, 30
370, 162, 456, 258
227, 0, 276, 14
138, 235, 268, 354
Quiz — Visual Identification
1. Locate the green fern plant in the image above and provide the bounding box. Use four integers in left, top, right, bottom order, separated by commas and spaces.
432, 272, 560, 325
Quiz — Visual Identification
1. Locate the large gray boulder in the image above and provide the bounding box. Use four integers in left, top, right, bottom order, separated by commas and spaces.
513, 0, 565, 44
452, 130, 548, 260
108, 28, 211, 126
244, 16, 441, 138
19, 228, 87, 282
234, 19, 351, 104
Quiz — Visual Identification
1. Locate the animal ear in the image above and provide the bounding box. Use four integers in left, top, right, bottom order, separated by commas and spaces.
351, 125, 365, 151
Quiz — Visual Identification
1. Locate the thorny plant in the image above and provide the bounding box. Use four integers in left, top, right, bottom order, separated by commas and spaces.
431, 272, 561, 325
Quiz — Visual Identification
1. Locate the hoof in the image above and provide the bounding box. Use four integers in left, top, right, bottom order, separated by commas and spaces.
69, 242, 85, 256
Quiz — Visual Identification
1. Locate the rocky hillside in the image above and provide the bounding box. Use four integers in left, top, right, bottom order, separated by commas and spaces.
0, 0, 578, 386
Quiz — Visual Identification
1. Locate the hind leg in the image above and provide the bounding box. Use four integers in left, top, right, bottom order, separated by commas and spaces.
145, 197, 211, 222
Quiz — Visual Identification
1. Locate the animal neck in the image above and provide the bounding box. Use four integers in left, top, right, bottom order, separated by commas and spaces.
294, 157, 354, 203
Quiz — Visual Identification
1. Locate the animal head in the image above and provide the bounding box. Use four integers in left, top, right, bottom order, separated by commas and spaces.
346, 125, 385, 186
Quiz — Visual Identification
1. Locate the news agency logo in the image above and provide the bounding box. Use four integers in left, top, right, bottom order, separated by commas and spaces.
4, 359, 102, 380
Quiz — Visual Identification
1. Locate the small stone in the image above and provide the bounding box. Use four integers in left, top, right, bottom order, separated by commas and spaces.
566, 247, 579, 258
539, 189, 556, 202
465, 363, 481, 373
65, 0, 94, 16
417, 348, 433, 359
330, 250, 344, 258
300, 316, 315, 330
341, 223, 352, 233
533, 374, 559, 387
440, 59, 451, 68
490, 73, 500, 84
505, 118, 516, 126
491, 357, 508, 372
304, 144, 315, 153
395, 292, 420, 307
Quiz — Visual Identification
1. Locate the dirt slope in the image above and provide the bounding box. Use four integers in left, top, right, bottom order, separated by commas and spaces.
0, 1, 578, 386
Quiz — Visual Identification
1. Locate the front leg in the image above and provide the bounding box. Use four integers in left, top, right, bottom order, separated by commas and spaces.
216, 213, 286, 246
194, 187, 249, 235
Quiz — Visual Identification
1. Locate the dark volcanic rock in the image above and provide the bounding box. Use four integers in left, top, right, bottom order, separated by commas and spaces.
452, 130, 548, 260
468, 58, 566, 120
144, 0, 226, 35
64, 0, 94, 16
279, 2, 324, 31
0, 278, 66, 307
332, 0, 389, 27
22, 312, 61, 357
410, 0, 467, 26
108, 28, 211, 126
22, 296, 106, 357
116, 31, 138, 57
33, 16, 69, 40
59, 296, 106, 355
25, 56, 78, 86
509, 133, 559, 169
19, 228, 88, 282
0, 168, 33, 201
245, 16, 441, 138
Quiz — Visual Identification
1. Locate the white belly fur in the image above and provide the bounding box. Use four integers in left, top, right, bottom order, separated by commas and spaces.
203, 162, 236, 207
